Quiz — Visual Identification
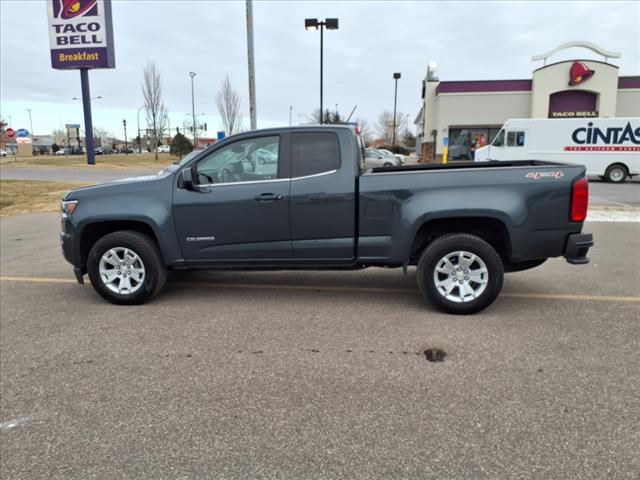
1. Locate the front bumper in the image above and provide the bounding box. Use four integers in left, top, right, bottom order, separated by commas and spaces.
564, 233, 593, 265
60, 226, 85, 283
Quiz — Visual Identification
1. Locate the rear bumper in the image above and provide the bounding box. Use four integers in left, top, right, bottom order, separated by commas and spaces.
564, 233, 593, 265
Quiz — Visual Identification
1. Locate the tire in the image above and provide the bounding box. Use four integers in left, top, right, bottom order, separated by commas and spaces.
604, 163, 628, 183
87, 230, 167, 305
383, 162, 393, 167
417, 233, 504, 315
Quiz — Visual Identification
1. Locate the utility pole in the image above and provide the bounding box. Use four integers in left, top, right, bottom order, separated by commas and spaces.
289, 105, 292, 126
392, 72, 401, 150
246, 0, 257, 130
189, 71, 197, 147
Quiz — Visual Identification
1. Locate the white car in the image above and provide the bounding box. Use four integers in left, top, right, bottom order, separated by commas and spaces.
376, 149, 406, 164
364, 149, 401, 168
55, 149, 66, 155
0, 149, 7, 157
156, 145, 170, 153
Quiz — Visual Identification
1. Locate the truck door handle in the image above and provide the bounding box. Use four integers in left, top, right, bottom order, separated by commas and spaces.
254, 193, 283, 202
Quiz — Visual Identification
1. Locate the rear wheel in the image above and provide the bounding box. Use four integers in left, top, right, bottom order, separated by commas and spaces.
417, 233, 503, 314
604, 163, 628, 183
383, 162, 393, 167
87, 230, 167, 305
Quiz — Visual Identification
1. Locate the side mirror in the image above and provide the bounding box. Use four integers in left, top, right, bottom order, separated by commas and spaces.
181, 167, 195, 190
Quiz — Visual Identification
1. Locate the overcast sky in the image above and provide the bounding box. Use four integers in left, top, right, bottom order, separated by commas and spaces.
1, 0, 639, 137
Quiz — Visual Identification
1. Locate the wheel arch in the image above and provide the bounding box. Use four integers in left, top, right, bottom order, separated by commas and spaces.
78, 219, 164, 267
407, 215, 512, 265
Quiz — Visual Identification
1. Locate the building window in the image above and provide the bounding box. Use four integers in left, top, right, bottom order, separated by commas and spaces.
448, 127, 501, 161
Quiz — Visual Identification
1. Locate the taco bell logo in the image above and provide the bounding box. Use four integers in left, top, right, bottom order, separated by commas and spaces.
47, 0, 115, 69
53, 0, 99, 20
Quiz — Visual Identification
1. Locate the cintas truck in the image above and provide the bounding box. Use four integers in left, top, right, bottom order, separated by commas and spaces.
60, 126, 593, 314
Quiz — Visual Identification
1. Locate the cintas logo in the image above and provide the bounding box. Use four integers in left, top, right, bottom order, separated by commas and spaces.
53, 0, 98, 20
568, 61, 595, 86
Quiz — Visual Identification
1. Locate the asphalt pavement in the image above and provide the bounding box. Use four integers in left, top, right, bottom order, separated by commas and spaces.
0, 213, 639, 479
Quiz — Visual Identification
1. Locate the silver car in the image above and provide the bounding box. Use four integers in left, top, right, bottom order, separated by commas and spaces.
364, 149, 401, 168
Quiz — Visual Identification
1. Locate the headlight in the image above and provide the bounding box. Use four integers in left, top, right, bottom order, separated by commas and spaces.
61, 200, 78, 219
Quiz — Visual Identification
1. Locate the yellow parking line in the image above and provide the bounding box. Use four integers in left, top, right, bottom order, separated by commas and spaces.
1, 275, 639, 303
0, 276, 76, 284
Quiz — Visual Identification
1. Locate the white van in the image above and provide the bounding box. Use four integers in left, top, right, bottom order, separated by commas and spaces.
474, 118, 640, 183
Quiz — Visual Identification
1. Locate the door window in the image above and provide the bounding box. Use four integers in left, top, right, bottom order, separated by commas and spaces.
506, 131, 526, 147
292, 132, 340, 178
195, 136, 281, 185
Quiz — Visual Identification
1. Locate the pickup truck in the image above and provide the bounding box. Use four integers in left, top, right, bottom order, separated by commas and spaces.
60, 126, 593, 314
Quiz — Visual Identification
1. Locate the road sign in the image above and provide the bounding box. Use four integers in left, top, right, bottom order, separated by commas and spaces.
16, 129, 29, 137
443, 136, 449, 147
217, 131, 226, 140
6, 128, 15, 138
65, 124, 81, 129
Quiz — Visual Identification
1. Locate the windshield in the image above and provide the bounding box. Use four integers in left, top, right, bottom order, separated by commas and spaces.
492, 129, 505, 147
177, 150, 202, 166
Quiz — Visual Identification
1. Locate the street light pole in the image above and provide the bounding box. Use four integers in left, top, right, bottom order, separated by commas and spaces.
123, 119, 128, 155
137, 105, 145, 153
289, 105, 292, 126
189, 72, 197, 148
25, 108, 33, 137
392, 72, 401, 151
305, 18, 339, 125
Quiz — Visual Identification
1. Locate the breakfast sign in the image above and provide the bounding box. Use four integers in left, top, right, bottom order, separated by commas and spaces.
47, 0, 115, 70
46, 0, 115, 165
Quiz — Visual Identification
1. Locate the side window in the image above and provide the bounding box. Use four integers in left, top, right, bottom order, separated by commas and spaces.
292, 132, 340, 178
195, 135, 280, 185
507, 131, 525, 147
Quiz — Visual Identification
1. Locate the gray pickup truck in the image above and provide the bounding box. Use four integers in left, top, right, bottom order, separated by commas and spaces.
60, 126, 593, 314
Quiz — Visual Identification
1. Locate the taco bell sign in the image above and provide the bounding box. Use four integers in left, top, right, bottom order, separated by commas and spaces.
47, 0, 115, 69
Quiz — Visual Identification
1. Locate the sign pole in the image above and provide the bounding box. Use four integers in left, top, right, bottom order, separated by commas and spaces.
80, 68, 96, 165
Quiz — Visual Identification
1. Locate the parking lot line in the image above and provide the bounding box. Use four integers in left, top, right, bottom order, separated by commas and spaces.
1, 275, 639, 303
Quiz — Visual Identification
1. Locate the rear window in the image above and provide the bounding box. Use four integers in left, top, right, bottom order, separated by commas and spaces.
291, 132, 340, 178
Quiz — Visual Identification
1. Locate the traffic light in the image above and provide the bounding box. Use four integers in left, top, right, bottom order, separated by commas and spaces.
176, 127, 180, 133
203, 123, 207, 131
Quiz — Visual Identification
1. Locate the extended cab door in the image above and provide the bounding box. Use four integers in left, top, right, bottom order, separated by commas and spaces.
289, 130, 357, 261
173, 133, 293, 263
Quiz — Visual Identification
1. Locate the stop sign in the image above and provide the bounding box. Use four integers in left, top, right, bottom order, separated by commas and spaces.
6, 128, 15, 138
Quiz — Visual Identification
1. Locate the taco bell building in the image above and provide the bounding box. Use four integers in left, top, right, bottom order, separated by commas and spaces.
415, 42, 640, 162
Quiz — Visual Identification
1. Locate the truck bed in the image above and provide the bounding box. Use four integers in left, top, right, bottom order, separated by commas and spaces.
367, 160, 564, 174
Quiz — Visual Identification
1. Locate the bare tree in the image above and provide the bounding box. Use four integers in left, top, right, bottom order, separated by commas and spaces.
354, 117, 374, 145
216, 75, 243, 135
375, 110, 407, 147
142, 61, 168, 160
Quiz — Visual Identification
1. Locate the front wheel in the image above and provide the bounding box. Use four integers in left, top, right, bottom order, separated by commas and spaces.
87, 230, 167, 305
417, 233, 504, 314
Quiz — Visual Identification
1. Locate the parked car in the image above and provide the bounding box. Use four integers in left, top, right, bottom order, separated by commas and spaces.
94, 146, 113, 155
156, 145, 170, 153
60, 125, 592, 314
364, 149, 400, 168
55, 149, 66, 156
0, 149, 7, 157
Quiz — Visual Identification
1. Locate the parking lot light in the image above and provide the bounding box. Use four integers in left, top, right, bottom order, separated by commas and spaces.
304, 17, 339, 125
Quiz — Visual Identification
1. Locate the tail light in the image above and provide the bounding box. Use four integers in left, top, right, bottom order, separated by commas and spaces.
570, 177, 588, 222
